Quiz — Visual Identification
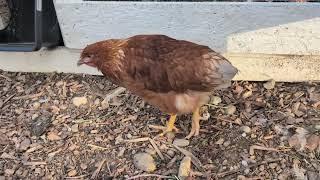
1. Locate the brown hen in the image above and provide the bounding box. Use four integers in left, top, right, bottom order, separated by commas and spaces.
78, 35, 238, 138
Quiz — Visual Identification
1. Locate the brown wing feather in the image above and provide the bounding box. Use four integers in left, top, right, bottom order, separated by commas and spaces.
119, 35, 237, 93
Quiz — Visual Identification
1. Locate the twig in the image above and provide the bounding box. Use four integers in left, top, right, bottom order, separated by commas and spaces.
205, 104, 227, 109
23, 161, 47, 166
216, 158, 282, 178
124, 137, 150, 143
121, 115, 137, 123
172, 144, 203, 170
148, 125, 166, 131
64, 175, 88, 179
91, 159, 106, 179
87, 144, 108, 150
149, 138, 165, 160
0, 74, 12, 81
106, 161, 112, 175
216, 117, 239, 125
72, 119, 94, 124
0, 94, 15, 109
126, 174, 174, 180
103, 87, 126, 103
249, 145, 290, 155
13, 92, 43, 100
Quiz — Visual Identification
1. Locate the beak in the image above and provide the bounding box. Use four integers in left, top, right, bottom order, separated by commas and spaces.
77, 57, 90, 66
77, 59, 84, 66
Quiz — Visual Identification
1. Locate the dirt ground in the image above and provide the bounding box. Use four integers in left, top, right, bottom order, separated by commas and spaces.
0, 70, 319, 180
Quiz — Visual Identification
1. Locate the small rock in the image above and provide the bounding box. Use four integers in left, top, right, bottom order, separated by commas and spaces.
71, 124, 79, 133
145, 148, 156, 156
31, 114, 39, 120
34, 168, 42, 174
126, 133, 132, 139
288, 134, 306, 150
234, 118, 242, 125
90, 130, 98, 134
94, 98, 100, 105
68, 144, 77, 151
225, 105, 236, 115
167, 150, 175, 157
80, 163, 87, 170
209, 96, 222, 105
133, 153, 156, 172
178, 156, 191, 179
244, 168, 250, 174
115, 135, 123, 145
241, 160, 248, 167
73, 150, 80, 156
269, 163, 278, 169
33, 102, 41, 109
251, 134, 257, 139
223, 141, 231, 147
263, 79, 276, 90
0, 133, 9, 145
4, 169, 15, 175
305, 135, 319, 151
215, 138, 224, 145
19, 138, 31, 151
240, 126, 251, 133
259, 165, 265, 171
100, 99, 109, 109
237, 175, 247, 180
72, 96, 88, 107
30, 113, 52, 136
67, 169, 77, 177
117, 147, 125, 157
165, 131, 175, 141
47, 132, 61, 141
173, 139, 189, 147
242, 90, 252, 99
222, 160, 228, 165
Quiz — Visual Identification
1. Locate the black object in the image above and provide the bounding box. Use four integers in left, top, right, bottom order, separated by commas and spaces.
0, 0, 63, 52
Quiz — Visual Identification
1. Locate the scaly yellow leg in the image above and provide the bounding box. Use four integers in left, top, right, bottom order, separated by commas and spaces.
157, 114, 179, 136
186, 108, 201, 139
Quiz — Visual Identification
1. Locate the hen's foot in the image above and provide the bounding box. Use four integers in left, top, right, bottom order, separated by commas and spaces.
155, 114, 179, 137
186, 108, 201, 139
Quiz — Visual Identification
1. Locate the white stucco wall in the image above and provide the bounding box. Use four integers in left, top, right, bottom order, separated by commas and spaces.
1, 1, 320, 81
53, 1, 320, 55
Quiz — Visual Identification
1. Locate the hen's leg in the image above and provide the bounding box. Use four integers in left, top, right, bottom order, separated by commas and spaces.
158, 114, 179, 136
186, 107, 201, 139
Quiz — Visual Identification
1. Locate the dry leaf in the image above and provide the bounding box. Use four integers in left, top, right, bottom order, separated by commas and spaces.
47, 132, 61, 141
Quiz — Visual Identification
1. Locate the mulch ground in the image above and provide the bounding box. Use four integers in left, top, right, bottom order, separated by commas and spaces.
0, 70, 319, 180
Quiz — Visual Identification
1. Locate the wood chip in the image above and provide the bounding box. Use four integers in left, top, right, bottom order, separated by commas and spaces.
127, 174, 173, 180
173, 144, 202, 170
13, 92, 43, 100
149, 138, 165, 160
123, 137, 149, 143
249, 145, 281, 155
87, 144, 108, 150
91, 159, 106, 179
23, 161, 47, 166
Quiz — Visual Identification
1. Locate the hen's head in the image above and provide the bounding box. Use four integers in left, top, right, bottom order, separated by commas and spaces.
78, 42, 107, 68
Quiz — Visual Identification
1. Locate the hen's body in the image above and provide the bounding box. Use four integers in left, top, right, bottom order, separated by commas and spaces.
78, 35, 238, 138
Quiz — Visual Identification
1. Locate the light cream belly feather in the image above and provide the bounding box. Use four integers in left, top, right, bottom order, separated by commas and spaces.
140, 90, 210, 114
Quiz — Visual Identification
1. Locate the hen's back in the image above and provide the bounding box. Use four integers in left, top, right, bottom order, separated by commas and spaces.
118, 34, 238, 93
